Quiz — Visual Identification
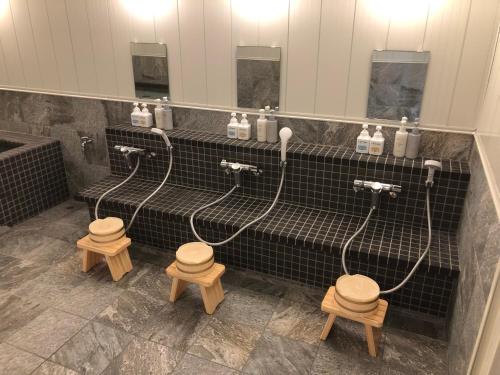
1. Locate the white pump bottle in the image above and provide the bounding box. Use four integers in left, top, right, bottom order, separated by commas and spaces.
393, 116, 408, 157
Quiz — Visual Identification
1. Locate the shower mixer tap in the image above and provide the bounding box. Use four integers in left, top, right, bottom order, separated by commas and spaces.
353, 180, 402, 209
114, 145, 155, 169
220, 159, 262, 187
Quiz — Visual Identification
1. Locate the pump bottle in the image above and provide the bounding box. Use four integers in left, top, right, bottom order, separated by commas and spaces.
393, 116, 408, 157
405, 118, 421, 159
369, 125, 385, 156
356, 123, 371, 154
238, 113, 251, 140
162, 96, 174, 130
227, 112, 239, 139
131, 102, 141, 127
257, 109, 267, 142
266, 109, 278, 143
139, 103, 153, 127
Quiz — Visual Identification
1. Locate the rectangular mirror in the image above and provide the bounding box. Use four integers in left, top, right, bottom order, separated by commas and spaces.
236, 46, 281, 110
367, 50, 430, 121
130, 42, 169, 99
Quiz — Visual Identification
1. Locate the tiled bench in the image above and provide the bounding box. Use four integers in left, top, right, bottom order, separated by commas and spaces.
77, 176, 459, 318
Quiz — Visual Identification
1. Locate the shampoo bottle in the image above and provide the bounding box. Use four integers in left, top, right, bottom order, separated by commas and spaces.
227, 112, 239, 139
162, 96, 174, 130
266, 109, 278, 143
405, 118, 421, 159
238, 113, 251, 140
356, 123, 371, 154
393, 116, 408, 157
131, 102, 141, 127
140, 103, 153, 127
154, 99, 168, 129
257, 109, 267, 142
369, 125, 385, 156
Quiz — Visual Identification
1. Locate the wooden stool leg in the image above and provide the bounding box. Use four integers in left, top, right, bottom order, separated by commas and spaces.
82, 250, 103, 272
105, 250, 133, 282
214, 279, 225, 303
170, 278, 188, 302
200, 284, 222, 314
320, 314, 336, 340
365, 325, 377, 357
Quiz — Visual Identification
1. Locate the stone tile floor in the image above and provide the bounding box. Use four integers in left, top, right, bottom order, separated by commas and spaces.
0, 200, 449, 375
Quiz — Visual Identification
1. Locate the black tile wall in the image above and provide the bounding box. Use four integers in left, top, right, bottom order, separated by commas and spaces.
0, 131, 69, 225
106, 125, 469, 232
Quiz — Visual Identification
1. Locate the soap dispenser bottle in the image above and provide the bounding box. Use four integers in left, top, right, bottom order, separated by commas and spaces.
131, 102, 141, 127
356, 123, 371, 154
154, 99, 167, 129
140, 103, 153, 127
369, 125, 385, 156
266, 109, 278, 143
238, 113, 251, 140
162, 96, 174, 130
227, 112, 239, 139
405, 118, 421, 159
393, 116, 408, 157
257, 109, 267, 142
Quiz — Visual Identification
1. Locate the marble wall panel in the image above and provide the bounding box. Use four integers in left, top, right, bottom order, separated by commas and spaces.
448, 144, 500, 374
0, 89, 474, 194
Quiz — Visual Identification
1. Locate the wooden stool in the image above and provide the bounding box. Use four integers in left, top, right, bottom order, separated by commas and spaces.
76, 235, 133, 281
320, 286, 388, 357
165, 261, 225, 314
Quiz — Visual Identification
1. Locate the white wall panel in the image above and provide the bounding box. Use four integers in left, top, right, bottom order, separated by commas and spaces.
10, 0, 42, 89
154, 0, 183, 102
86, 0, 118, 96
0, 42, 9, 85
45, 0, 79, 92
27, 0, 60, 90
258, 0, 289, 111
108, 0, 134, 98
386, 2, 429, 51
420, 0, 470, 127
345, 0, 390, 118
128, 1, 155, 43
0, 0, 498, 131
178, 0, 207, 105
65, 0, 98, 94
315, 0, 355, 116
0, 1, 25, 86
204, 0, 232, 107
231, 0, 259, 107
286, 0, 321, 114
477, 26, 500, 134
448, 0, 500, 129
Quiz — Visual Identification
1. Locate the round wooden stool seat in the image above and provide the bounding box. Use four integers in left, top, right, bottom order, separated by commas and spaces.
176, 242, 214, 276
89, 228, 125, 243
89, 217, 124, 236
336, 274, 380, 304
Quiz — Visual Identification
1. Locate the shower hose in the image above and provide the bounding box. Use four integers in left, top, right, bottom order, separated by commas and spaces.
94, 143, 173, 232
190, 164, 287, 246
341, 186, 433, 294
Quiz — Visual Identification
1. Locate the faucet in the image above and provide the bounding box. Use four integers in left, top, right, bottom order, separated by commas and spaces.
353, 180, 402, 209
220, 159, 262, 187
80, 136, 93, 153
114, 145, 148, 170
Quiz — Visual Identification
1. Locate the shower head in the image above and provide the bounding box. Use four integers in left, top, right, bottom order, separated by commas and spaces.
279, 127, 293, 163
424, 160, 442, 187
151, 128, 172, 148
